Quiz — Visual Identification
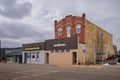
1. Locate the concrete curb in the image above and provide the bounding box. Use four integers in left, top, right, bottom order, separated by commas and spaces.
102, 65, 120, 69
57, 65, 103, 69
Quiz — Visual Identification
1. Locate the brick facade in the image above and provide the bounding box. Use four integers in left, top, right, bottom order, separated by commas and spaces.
54, 14, 85, 43
54, 13, 115, 64
45, 36, 78, 50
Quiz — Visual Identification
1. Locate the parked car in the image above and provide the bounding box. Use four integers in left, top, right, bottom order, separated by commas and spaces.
117, 54, 120, 63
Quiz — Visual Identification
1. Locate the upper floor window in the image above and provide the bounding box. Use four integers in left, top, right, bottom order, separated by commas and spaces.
58, 27, 62, 36
76, 24, 81, 33
66, 26, 71, 37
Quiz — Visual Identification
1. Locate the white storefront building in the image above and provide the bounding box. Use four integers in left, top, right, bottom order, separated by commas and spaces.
22, 42, 46, 64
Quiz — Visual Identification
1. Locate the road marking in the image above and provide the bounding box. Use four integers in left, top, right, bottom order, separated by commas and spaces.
31, 75, 38, 77
22, 69, 40, 72
42, 71, 59, 75
13, 78, 19, 80
22, 76, 29, 78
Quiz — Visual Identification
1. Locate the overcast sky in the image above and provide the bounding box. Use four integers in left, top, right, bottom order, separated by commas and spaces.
0, 0, 120, 51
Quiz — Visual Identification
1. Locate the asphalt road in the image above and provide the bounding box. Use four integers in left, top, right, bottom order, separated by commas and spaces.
0, 63, 120, 80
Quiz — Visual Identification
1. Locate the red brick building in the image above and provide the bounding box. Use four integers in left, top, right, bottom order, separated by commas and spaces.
54, 14, 85, 43
53, 13, 115, 64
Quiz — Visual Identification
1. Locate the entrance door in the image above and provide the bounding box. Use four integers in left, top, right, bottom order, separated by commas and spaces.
73, 52, 77, 64
46, 53, 49, 64
19, 55, 22, 63
15, 55, 17, 63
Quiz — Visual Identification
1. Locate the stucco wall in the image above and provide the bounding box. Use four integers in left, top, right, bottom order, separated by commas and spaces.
46, 49, 79, 65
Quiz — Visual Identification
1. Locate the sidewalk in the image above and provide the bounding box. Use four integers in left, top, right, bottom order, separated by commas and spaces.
57, 64, 103, 69
57, 63, 120, 69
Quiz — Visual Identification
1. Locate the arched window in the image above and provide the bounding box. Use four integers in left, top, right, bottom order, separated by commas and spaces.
76, 24, 81, 33
66, 26, 71, 37
58, 27, 62, 36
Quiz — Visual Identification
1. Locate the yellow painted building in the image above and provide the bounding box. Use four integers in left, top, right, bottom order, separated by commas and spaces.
84, 20, 115, 64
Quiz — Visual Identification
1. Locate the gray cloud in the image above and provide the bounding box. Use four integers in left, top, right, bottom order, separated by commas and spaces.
0, 0, 120, 51
0, 0, 32, 19
0, 22, 53, 48
0, 22, 39, 39
35, 0, 120, 51
1, 40, 22, 48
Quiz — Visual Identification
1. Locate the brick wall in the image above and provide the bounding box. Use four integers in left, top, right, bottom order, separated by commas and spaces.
45, 36, 78, 50
54, 14, 85, 43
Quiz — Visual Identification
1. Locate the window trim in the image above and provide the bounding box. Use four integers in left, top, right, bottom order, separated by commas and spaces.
66, 26, 71, 37
76, 24, 81, 33
57, 27, 62, 36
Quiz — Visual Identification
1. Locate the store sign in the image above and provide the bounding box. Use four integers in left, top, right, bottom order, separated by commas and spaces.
24, 47, 41, 51
54, 43, 66, 47
6, 50, 12, 54
13, 50, 19, 53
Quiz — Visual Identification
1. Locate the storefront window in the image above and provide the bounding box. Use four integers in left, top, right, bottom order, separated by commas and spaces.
32, 54, 35, 58
30, 53, 36, 61
36, 52, 39, 61
27, 54, 30, 58
36, 52, 39, 58
27, 53, 31, 61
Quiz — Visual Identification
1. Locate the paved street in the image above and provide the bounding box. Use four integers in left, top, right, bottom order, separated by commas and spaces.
0, 63, 120, 80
